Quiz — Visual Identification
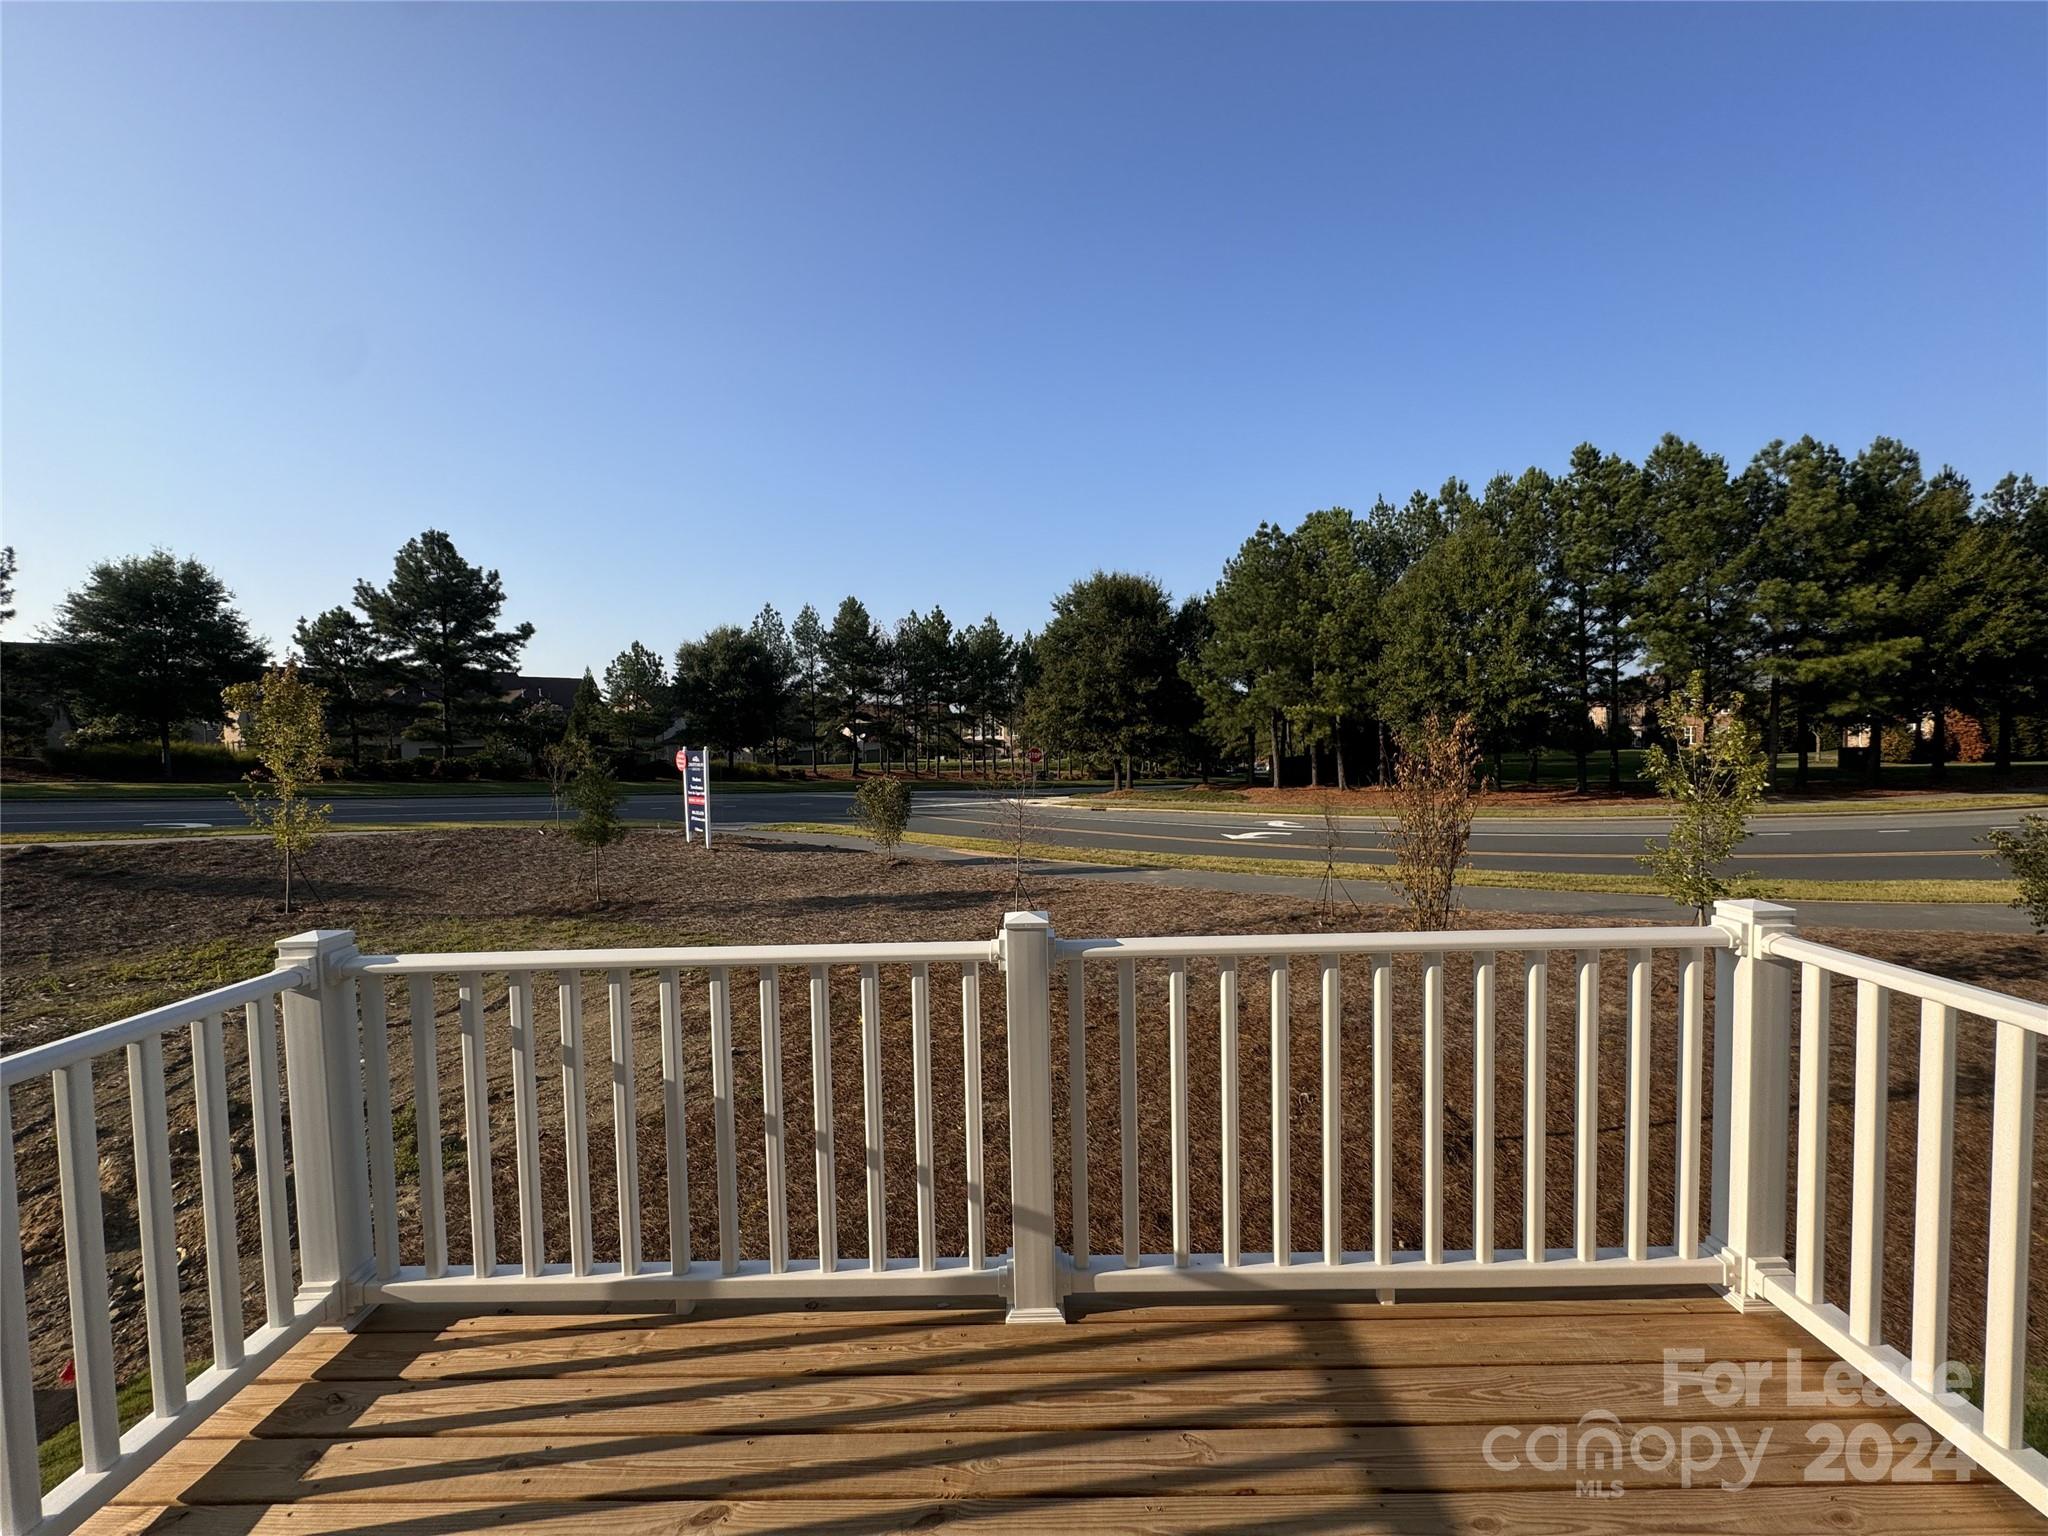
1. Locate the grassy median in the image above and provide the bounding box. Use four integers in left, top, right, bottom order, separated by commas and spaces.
763, 822, 2023, 906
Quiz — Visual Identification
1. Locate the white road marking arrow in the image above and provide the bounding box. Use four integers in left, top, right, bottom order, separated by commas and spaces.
1222, 830, 1291, 841
1264, 820, 1304, 829
144, 821, 214, 830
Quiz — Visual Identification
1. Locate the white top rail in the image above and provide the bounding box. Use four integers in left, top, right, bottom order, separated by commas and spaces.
1765, 933, 2048, 1036
1057, 925, 1727, 962
350, 939, 999, 976
0, 966, 309, 1087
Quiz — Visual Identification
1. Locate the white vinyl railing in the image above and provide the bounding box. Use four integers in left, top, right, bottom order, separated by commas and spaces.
1734, 912, 2048, 1515
0, 951, 341, 1536
1, 901, 2042, 1534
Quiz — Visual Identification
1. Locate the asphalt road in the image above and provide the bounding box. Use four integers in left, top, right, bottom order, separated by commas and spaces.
3, 788, 2033, 882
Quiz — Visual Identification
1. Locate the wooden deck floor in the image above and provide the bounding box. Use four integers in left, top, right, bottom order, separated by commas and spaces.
82, 1294, 2037, 1534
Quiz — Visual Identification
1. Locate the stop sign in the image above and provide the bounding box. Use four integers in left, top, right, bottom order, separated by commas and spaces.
1025, 747, 1044, 765
675, 749, 689, 772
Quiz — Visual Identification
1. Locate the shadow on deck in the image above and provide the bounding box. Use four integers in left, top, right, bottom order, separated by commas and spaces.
81, 1293, 2037, 1534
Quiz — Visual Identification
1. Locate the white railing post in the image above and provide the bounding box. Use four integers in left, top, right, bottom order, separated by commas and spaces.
1711, 899, 1797, 1309
275, 929, 373, 1317
1001, 911, 1064, 1322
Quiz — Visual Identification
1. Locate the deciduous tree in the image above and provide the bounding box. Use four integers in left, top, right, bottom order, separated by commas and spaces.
45, 550, 267, 777
223, 661, 333, 912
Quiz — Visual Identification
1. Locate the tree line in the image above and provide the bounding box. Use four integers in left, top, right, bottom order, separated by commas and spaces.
4, 429, 2042, 788
1179, 436, 2045, 789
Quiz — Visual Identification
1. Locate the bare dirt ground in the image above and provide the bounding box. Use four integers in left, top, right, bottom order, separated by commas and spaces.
3, 828, 2044, 1446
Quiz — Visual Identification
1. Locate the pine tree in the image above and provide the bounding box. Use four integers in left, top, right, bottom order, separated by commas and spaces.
603, 642, 671, 753
353, 530, 533, 758
294, 606, 393, 768
821, 596, 885, 771
791, 603, 827, 768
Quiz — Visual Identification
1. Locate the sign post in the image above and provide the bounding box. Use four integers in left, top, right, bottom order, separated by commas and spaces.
679, 747, 712, 846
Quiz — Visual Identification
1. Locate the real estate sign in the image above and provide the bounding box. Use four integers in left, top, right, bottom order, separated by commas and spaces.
682, 747, 711, 846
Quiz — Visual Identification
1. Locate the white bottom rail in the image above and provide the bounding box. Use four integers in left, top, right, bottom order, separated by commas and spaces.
1757, 1269, 2048, 1520
366, 1256, 1005, 1306
33, 1287, 334, 1536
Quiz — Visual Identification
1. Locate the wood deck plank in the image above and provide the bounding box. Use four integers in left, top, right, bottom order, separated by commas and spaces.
268, 1313, 1833, 1379
191, 1359, 1889, 1438
72, 1486, 2048, 1536
82, 1303, 2040, 1534
113, 1422, 1944, 1503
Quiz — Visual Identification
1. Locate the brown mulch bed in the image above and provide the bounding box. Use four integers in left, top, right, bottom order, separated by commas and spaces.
2, 829, 2043, 1445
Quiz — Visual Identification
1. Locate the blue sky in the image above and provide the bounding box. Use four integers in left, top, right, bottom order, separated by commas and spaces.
4, 3, 2044, 676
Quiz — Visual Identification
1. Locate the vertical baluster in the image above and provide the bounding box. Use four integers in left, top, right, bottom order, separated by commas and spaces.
1421, 952, 1443, 1265
1676, 950, 1705, 1263
1471, 952, 1496, 1263
128, 1032, 185, 1415
1321, 954, 1344, 1266
1170, 959, 1191, 1267
53, 1061, 118, 1471
1, 1083, 39, 1533
1574, 951, 1599, 1262
1270, 959, 1291, 1266
1710, 947, 1735, 1240
1524, 952, 1548, 1262
1791, 964, 1828, 1299
1065, 956, 1088, 1271
912, 963, 937, 1271
558, 973, 594, 1278
608, 969, 642, 1275
457, 972, 496, 1276
860, 963, 887, 1270
190, 1011, 243, 1365
1849, 981, 1890, 1344
1909, 1000, 1957, 1392
811, 966, 837, 1274
1625, 949, 1652, 1261
961, 964, 985, 1271
1118, 957, 1138, 1267
1371, 954, 1392, 1267
508, 972, 543, 1276
406, 978, 447, 1280
246, 994, 297, 1318
1219, 958, 1240, 1268
709, 966, 739, 1274
1981, 1018, 2038, 1449
760, 969, 789, 1275
659, 968, 692, 1274
359, 979, 399, 1284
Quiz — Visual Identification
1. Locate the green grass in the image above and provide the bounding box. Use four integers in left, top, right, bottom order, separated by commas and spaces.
1960, 1365, 2048, 1455
1086, 789, 2048, 818
765, 823, 2021, 905
39, 1358, 208, 1493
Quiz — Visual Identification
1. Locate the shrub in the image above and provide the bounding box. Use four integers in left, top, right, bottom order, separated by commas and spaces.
1945, 710, 1989, 764
46, 740, 255, 781
567, 754, 629, 895
222, 663, 333, 914
1986, 814, 2048, 933
1383, 714, 1481, 932
1638, 675, 1768, 921
853, 776, 912, 852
